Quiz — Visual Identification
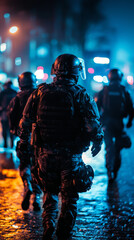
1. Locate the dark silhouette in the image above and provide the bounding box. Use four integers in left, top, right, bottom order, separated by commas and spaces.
96, 68, 133, 183
7, 72, 42, 211
18, 54, 103, 239
0, 80, 17, 148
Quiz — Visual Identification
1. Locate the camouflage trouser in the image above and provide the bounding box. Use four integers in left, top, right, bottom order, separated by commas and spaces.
37, 149, 79, 239
16, 141, 41, 195
104, 129, 131, 178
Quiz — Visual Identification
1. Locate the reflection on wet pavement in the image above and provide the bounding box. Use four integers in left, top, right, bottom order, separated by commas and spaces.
0, 147, 20, 170
0, 138, 134, 239
0, 168, 43, 240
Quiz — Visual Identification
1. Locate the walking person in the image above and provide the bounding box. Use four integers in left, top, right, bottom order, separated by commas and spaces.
7, 72, 42, 211
0, 80, 17, 148
18, 54, 103, 239
96, 68, 133, 183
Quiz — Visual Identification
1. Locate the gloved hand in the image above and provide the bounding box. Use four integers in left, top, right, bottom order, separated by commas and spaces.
126, 121, 132, 128
91, 142, 101, 157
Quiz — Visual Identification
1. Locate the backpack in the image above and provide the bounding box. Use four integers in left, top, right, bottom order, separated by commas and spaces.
102, 85, 127, 118
36, 84, 76, 147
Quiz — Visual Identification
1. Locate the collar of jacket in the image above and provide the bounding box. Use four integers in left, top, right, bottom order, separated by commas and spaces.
53, 76, 77, 86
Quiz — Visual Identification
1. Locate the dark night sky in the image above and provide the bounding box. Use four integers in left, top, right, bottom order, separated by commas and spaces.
1, 0, 48, 11
0, 0, 78, 19
102, 0, 134, 74
1, 0, 134, 75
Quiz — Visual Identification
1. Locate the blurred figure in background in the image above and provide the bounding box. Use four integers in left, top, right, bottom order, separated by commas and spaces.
18, 54, 103, 240
96, 68, 133, 183
0, 80, 17, 148
0, 82, 3, 92
7, 72, 42, 211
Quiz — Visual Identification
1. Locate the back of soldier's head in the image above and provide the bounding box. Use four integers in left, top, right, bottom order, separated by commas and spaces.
108, 68, 123, 82
51, 54, 86, 82
18, 72, 37, 90
4, 79, 12, 89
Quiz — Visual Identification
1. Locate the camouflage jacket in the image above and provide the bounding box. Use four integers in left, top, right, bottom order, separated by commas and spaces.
18, 79, 104, 153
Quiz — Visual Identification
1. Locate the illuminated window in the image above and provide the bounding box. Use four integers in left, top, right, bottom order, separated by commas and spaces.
93, 57, 110, 64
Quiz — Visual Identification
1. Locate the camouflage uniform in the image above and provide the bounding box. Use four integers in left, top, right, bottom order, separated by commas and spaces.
18, 76, 103, 239
8, 89, 41, 193
7, 72, 42, 211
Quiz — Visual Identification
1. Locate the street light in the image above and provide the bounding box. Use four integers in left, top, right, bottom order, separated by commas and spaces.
9, 26, 19, 34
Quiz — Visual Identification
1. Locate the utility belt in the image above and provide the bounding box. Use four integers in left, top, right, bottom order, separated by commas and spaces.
38, 145, 74, 157
30, 124, 73, 155
31, 123, 90, 155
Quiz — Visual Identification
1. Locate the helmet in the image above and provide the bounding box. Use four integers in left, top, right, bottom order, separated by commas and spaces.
108, 68, 123, 81
4, 79, 12, 88
51, 54, 86, 80
18, 71, 37, 89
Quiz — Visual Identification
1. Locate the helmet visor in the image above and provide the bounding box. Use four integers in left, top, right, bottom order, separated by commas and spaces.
78, 57, 86, 80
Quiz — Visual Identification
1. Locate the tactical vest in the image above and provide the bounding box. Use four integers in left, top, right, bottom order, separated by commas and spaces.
36, 84, 78, 148
102, 84, 127, 118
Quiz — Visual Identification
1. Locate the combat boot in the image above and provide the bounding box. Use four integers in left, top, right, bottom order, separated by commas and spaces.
21, 180, 33, 210
42, 221, 55, 240
33, 194, 41, 211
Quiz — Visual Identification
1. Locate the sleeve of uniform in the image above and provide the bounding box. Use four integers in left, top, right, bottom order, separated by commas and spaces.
80, 90, 104, 145
7, 96, 19, 134
18, 89, 38, 143
125, 90, 134, 122
96, 90, 103, 112
7, 96, 16, 112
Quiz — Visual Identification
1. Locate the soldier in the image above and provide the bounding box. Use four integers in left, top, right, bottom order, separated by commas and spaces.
7, 72, 42, 211
96, 68, 133, 183
0, 80, 17, 148
18, 54, 103, 240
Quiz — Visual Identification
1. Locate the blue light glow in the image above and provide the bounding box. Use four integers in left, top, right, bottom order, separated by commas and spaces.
37, 46, 48, 57
4, 13, 10, 19
15, 57, 21, 66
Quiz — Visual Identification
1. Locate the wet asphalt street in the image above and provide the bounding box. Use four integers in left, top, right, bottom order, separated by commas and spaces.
0, 126, 134, 240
